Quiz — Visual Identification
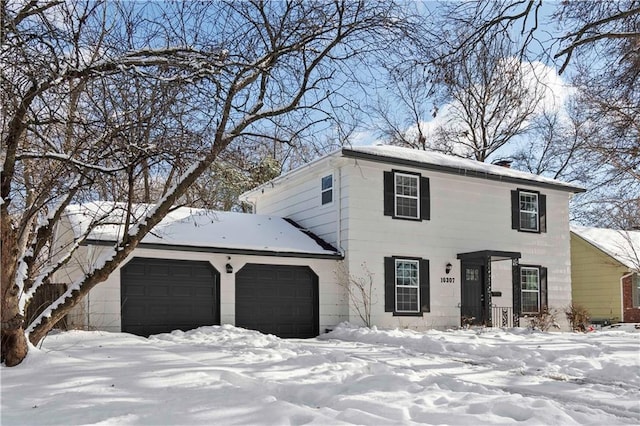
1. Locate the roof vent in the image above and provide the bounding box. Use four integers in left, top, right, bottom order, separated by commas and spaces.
493, 159, 513, 168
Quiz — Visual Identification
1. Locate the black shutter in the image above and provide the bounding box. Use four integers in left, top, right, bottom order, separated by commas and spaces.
420, 259, 430, 312
384, 257, 395, 312
513, 263, 521, 318
539, 194, 547, 233
540, 267, 548, 312
383, 171, 394, 217
420, 177, 430, 221
511, 190, 519, 229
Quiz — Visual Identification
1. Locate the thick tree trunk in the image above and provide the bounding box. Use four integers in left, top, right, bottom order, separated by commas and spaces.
1, 215, 28, 366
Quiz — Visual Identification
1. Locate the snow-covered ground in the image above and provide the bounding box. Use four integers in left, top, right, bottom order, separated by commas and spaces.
2, 323, 639, 425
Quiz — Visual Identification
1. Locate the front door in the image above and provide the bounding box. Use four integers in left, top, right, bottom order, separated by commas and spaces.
461, 262, 486, 326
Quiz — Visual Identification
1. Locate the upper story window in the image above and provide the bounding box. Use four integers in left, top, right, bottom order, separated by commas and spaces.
395, 173, 419, 219
321, 174, 333, 205
519, 191, 539, 231
511, 189, 546, 233
383, 170, 430, 221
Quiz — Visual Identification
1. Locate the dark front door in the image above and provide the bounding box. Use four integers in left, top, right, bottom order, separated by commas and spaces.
461, 262, 486, 325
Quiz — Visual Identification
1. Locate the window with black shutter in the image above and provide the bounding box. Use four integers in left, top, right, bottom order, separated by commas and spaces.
511, 189, 546, 233
516, 264, 548, 315
384, 256, 430, 316
383, 170, 430, 221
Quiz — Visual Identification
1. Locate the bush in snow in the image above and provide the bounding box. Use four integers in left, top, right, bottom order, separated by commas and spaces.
565, 303, 591, 332
526, 307, 560, 331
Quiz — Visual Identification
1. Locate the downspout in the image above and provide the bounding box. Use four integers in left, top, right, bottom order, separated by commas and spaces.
87, 244, 93, 329
620, 271, 634, 322
335, 165, 345, 256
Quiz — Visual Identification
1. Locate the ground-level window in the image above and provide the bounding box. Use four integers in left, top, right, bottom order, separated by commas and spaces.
321, 174, 333, 205
634, 274, 640, 308
395, 259, 419, 312
521, 267, 540, 314
384, 257, 430, 315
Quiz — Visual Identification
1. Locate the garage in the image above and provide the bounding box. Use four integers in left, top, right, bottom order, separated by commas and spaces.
236, 263, 319, 338
121, 257, 220, 337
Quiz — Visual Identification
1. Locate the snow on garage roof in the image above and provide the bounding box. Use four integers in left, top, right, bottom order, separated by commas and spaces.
571, 225, 640, 271
64, 202, 341, 258
342, 145, 585, 193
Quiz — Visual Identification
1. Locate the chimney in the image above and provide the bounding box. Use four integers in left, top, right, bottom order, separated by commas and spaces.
493, 159, 513, 168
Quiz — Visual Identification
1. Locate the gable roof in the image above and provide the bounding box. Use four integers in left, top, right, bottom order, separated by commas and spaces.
571, 225, 640, 271
342, 145, 585, 193
64, 202, 341, 259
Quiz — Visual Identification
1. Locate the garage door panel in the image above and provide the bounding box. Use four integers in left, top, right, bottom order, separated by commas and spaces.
236, 263, 318, 338
121, 258, 219, 337
171, 287, 192, 297
148, 265, 170, 276
148, 285, 170, 297
124, 284, 146, 297
277, 270, 294, 280
169, 265, 192, 277
194, 288, 213, 297
125, 264, 146, 276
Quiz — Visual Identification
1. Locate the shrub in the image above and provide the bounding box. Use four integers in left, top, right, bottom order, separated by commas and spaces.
527, 307, 560, 331
565, 303, 591, 332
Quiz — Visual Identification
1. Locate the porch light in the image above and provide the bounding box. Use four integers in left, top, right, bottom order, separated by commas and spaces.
445, 262, 452, 274
226, 263, 233, 274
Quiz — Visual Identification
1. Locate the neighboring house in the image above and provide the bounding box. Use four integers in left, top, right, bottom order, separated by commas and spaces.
570, 226, 640, 323
241, 145, 585, 330
56, 202, 343, 338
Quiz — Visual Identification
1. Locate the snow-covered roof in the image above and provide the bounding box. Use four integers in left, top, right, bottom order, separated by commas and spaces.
64, 202, 340, 258
571, 225, 640, 271
342, 145, 585, 193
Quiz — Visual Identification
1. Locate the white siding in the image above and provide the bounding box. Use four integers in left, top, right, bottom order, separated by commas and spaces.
250, 159, 340, 247
60, 247, 347, 334
250, 155, 574, 331
341, 160, 572, 330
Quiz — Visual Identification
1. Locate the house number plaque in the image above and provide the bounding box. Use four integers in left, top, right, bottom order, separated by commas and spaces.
440, 277, 455, 283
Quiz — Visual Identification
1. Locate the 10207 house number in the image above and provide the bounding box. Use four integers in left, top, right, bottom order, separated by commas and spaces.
440, 277, 455, 283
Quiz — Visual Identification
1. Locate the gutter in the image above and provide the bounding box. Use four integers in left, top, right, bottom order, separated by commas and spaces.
83, 239, 344, 260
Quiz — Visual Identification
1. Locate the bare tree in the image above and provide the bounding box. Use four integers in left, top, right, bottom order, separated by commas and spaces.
430, 34, 546, 161
408, 1, 639, 222
1, 0, 412, 366
374, 3, 549, 162
336, 262, 376, 328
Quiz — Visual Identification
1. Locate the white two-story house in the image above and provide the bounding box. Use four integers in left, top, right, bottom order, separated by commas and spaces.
241, 145, 585, 330
54, 144, 584, 338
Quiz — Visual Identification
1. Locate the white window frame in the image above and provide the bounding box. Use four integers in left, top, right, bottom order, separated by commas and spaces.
395, 259, 420, 313
519, 191, 539, 232
521, 267, 540, 314
321, 174, 333, 205
394, 172, 420, 219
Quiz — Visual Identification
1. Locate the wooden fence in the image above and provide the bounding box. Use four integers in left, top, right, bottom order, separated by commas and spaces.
25, 283, 68, 329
